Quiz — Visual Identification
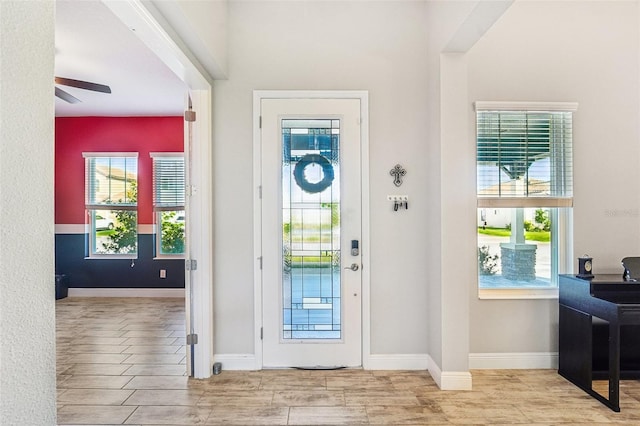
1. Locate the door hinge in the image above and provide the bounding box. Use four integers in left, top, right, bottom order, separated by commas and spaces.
257, 256, 263, 270
260, 327, 263, 340
184, 109, 196, 122
186, 333, 198, 345
186, 185, 197, 196
259, 115, 262, 128
185, 259, 198, 271
258, 185, 262, 199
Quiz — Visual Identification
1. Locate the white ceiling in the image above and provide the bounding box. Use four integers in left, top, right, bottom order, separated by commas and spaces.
55, 0, 187, 117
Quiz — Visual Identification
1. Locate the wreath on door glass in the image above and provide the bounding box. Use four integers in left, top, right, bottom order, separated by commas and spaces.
293, 153, 335, 194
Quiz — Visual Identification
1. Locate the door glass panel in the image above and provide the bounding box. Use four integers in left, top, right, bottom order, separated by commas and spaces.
282, 119, 341, 340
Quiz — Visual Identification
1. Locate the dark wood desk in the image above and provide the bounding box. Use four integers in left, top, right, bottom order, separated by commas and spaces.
559, 274, 640, 411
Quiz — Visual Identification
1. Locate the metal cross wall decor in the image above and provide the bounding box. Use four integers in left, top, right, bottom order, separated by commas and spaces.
389, 164, 406, 187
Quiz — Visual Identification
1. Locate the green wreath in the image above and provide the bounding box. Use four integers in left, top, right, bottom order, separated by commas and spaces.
293, 154, 335, 194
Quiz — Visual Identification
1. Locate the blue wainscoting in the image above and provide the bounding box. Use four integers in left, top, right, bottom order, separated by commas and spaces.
55, 233, 185, 288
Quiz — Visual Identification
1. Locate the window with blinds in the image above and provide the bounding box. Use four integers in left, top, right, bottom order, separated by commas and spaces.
476, 102, 576, 208
151, 153, 185, 256
475, 102, 577, 294
83, 153, 138, 256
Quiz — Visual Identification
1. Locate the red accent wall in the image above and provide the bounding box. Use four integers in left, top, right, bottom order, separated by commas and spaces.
55, 116, 183, 225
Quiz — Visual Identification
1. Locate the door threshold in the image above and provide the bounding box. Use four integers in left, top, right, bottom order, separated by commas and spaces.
292, 366, 347, 371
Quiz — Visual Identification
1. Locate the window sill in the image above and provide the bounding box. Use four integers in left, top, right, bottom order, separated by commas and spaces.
153, 256, 185, 261
478, 287, 558, 300
85, 255, 137, 260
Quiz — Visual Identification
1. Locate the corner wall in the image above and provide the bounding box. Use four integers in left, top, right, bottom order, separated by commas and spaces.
425, 0, 482, 380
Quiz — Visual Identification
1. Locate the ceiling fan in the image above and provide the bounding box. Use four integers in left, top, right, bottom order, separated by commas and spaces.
54, 77, 111, 104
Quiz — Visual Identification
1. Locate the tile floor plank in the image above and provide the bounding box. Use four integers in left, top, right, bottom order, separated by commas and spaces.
272, 390, 346, 407
123, 389, 204, 406
58, 375, 134, 389
58, 389, 135, 406
197, 390, 275, 407
57, 405, 137, 425
205, 406, 290, 425
61, 363, 133, 376
122, 364, 187, 376
122, 354, 186, 365
288, 406, 368, 425
124, 406, 212, 424
121, 345, 181, 354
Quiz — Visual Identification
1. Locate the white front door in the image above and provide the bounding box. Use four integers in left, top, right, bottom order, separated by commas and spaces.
260, 96, 363, 368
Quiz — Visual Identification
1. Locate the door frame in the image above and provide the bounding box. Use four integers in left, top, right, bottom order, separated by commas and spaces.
253, 90, 370, 369
104, 0, 214, 379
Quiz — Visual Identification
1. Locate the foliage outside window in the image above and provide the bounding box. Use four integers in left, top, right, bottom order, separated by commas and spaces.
84, 154, 138, 256
151, 153, 185, 256
475, 102, 577, 292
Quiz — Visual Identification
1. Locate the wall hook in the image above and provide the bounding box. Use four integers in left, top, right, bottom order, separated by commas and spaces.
387, 195, 409, 212
389, 164, 406, 187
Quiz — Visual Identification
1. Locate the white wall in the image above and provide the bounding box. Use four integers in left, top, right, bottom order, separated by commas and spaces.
150, 0, 228, 79
466, 1, 640, 356
214, 0, 433, 358
0, 1, 57, 423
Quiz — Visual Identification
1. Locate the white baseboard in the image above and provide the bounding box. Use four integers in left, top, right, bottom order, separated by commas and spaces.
214, 353, 431, 372
213, 354, 258, 371
67, 288, 185, 298
365, 353, 429, 370
469, 352, 558, 369
427, 355, 473, 390
441, 371, 473, 390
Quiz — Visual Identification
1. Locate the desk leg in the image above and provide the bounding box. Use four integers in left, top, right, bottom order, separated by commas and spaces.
609, 322, 621, 412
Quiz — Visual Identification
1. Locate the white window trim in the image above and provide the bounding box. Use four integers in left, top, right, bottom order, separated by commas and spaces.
149, 152, 184, 158
83, 152, 139, 158
475, 102, 577, 300
85, 254, 137, 260
474, 101, 578, 112
85, 153, 139, 257
479, 287, 559, 300
151, 153, 185, 258
478, 198, 573, 208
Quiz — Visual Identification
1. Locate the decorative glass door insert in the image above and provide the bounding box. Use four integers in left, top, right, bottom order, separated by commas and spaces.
282, 119, 341, 340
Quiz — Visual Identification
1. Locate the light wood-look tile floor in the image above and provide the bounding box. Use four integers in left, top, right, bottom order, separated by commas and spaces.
56, 297, 640, 425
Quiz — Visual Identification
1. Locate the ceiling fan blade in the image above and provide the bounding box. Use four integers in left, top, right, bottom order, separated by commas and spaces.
55, 77, 111, 94
55, 87, 81, 104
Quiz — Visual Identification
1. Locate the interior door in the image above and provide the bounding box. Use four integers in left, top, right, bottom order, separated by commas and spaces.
261, 97, 362, 368
184, 96, 194, 376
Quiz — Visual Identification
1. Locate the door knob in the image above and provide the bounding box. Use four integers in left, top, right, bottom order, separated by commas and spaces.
344, 263, 359, 271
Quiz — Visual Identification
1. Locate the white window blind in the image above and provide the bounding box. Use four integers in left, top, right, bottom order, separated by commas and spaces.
475, 102, 577, 208
83, 153, 138, 209
83, 153, 138, 256
151, 154, 185, 210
